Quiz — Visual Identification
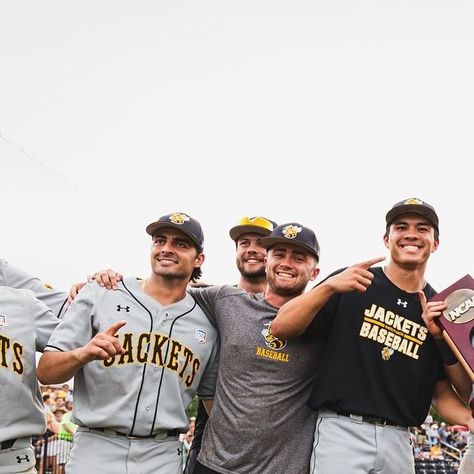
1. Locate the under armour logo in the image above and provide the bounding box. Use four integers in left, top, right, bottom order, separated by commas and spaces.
16, 454, 30, 464
397, 299, 407, 308
177, 447, 182, 456
117, 305, 130, 312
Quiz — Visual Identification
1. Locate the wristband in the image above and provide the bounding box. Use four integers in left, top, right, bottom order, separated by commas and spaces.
435, 338, 458, 366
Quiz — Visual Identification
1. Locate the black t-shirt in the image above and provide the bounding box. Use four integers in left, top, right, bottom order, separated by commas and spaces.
306, 267, 445, 427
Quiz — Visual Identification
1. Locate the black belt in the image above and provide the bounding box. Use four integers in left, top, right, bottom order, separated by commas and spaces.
337, 411, 398, 427
91, 427, 179, 439
0, 438, 17, 450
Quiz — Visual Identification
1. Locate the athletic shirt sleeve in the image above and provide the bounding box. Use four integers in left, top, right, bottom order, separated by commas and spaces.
0, 258, 69, 318
45, 282, 98, 352
31, 291, 60, 351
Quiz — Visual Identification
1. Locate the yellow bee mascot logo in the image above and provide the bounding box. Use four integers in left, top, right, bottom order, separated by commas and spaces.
169, 213, 190, 225
282, 224, 302, 240
261, 323, 287, 350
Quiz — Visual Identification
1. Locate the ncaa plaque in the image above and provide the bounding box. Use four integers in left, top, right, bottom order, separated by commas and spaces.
430, 274, 474, 382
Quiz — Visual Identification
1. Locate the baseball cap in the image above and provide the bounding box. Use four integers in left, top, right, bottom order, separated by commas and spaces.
385, 198, 439, 233
146, 212, 204, 251
229, 216, 277, 241
260, 223, 320, 261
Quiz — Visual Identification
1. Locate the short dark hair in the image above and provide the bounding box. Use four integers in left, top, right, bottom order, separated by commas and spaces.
190, 266, 203, 283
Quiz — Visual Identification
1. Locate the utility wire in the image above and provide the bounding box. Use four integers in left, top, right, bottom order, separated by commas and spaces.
0, 129, 79, 190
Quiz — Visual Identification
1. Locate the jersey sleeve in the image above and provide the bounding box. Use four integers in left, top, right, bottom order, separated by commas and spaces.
45, 282, 98, 352
28, 291, 60, 351
0, 258, 69, 318
196, 336, 220, 399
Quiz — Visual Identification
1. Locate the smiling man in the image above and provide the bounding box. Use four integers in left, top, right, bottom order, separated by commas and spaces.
36, 212, 219, 474
271, 198, 474, 474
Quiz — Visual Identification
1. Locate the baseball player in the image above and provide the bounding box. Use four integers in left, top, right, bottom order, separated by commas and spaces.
271, 198, 474, 474
36, 212, 219, 474
0, 286, 59, 474
0, 258, 68, 318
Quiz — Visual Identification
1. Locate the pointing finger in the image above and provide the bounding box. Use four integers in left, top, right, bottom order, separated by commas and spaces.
103, 320, 127, 336
354, 256, 385, 270
418, 291, 427, 309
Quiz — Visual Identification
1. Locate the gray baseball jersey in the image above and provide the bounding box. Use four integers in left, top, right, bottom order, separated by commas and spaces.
0, 258, 68, 318
0, 286, 59, 442
45, 277, 219, 436
189, 285, 323, 474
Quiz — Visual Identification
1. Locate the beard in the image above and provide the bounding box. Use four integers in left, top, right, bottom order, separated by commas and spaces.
266, 273, 307, 297
236, 260, 266, 280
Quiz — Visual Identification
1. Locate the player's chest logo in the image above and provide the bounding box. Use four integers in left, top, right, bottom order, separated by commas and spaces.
397, 299, 408, 308
195, 329, 207, 343
117, 304, 130, 312
261, 322, 287, 350
381, 347, 394, 361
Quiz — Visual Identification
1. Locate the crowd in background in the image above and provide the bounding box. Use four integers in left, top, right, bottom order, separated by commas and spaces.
410, 414, 469, 470
33, 385, 77, 474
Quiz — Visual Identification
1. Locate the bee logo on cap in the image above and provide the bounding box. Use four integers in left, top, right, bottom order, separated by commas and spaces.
404, 198, 424, 205
282, 224, 302, 240
169, 213, 190, 225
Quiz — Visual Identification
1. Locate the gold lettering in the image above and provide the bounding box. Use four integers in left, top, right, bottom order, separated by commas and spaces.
136, 333, 150, 363
12, 342, 23, 374
0, 335, 10, 368
118, 333, 134, 365
167, 340, 182, 371
185, 358, 200, 387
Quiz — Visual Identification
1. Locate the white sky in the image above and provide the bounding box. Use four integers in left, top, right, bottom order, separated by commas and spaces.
1, 1, 473, 294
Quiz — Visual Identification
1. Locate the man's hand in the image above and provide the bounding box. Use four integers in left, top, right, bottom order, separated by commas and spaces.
92, 269, 124, 289
76, 320, 127, 364
68, 281, 87, 304
419, 291, 447, 340
326, 257, 385, 293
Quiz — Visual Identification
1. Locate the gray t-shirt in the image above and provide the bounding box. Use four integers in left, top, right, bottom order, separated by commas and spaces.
190, 285, 323, 474
0, 258, 68, 318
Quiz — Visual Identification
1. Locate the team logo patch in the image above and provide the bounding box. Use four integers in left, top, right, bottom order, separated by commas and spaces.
0, 314, 7, 328
404, 198, 424, 205
281, 224, 302, 240
195, 329, 207, 343
381, 347, 394, 361
169, 213, 190, 225
261, 323, 287, 350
